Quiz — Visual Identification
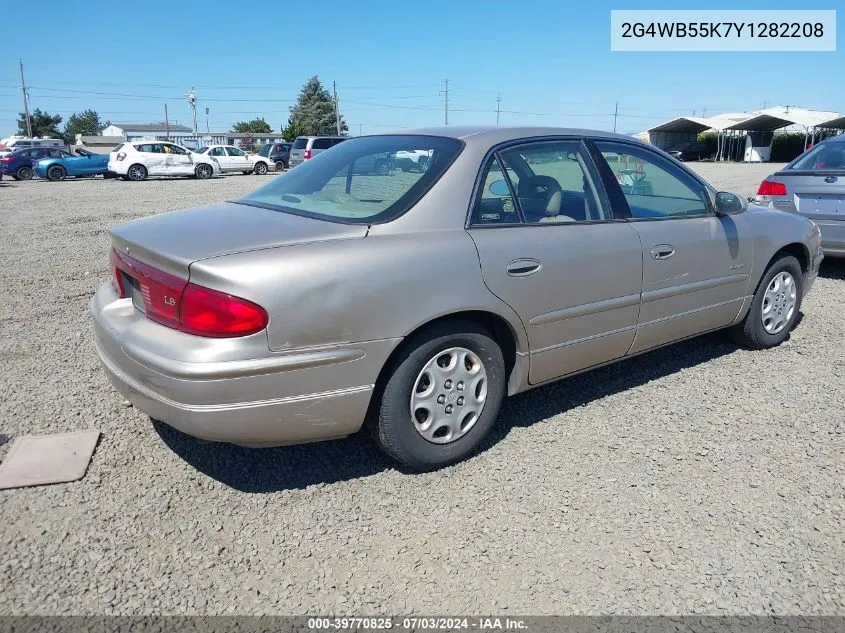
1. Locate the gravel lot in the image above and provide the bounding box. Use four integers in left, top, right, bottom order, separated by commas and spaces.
1, 163, 843, 616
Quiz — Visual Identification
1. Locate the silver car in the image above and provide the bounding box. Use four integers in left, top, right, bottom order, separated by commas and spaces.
91, 126, 823, 471
755, 134, 845, 257
288, 135, 348, 167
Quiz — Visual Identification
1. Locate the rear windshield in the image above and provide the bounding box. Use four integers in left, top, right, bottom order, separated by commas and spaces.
291, 137, 309, 150
238, 135, 463, 224
789, 141, 845, 170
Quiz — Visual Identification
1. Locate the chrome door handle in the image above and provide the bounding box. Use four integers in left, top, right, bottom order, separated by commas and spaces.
650, 245, 675, 260
506, 258, 542, 276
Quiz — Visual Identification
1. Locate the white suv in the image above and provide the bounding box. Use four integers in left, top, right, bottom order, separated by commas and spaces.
108, 141, 221, 181
393, 149, 432, 172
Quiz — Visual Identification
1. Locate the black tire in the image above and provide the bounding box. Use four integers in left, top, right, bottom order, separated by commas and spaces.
47, 165, 67, 181
275, 160, 287, 172
127, 164, 147, 181
254, 161, 268, 175
195, 163, 213, 180
369, 320, 506, 471
729, 253, 803, 349
416, 156, 430, 172
374, 159, 389, 176
16, 166, 33, 180
242, 171, 252, 175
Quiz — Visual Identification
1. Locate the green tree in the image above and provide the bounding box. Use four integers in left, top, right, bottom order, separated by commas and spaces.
17, 108, 63, 138
232, 118, 271, 133
287, 75, 347, 136
281, 116, 305, 142
63, 109, 107, 142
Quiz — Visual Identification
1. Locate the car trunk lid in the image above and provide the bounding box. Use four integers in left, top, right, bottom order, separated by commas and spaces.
773, 170, 845, 219
109, 201, 368, 277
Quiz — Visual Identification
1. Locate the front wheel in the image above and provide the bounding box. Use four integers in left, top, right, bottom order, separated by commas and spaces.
195, 163, 213, 180
369, 321, 506, 471
253, 161, 268, 175
16, 166, 33, 180
416, 156, 430, 172
275, 160, 286, 172
729, 253, 803, 349
47, 165, 67, 181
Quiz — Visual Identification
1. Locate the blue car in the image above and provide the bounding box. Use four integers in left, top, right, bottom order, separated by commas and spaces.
34, 148, 112, 181
0, 147, 57, 180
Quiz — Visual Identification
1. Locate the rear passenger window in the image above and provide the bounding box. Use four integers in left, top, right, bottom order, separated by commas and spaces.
312, 138, 331, 150
595, 141, 709, 219
471, 140, 607, 225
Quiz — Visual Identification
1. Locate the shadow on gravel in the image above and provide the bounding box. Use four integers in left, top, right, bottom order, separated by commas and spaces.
156, 331, 745, 492
154, 420, 395, 492
818, 259, 845, 280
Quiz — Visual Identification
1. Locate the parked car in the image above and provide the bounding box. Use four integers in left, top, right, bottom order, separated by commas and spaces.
0, 147, 68, 180
666, 141, 711, 161
108, 141, 221, 181
196, 144, 274, 175
34, 148, 112, 181
288, 135, 348, 167
394, 149, 432, 172
754, 133, 845, 258
257, 142, 292, 172
91, 126, 822, 471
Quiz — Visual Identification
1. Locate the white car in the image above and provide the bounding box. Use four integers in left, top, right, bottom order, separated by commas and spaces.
393, 149, 432, 172
108, 141, 222, 181
196, 144, 275, 175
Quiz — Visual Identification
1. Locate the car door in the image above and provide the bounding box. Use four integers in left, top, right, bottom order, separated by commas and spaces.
592, 140, 753, 354
160, 143, 194, 175
206, 146, 229, 172
137, 144, 166, 175
468, 138, 644, 385
225, 146, 251, 171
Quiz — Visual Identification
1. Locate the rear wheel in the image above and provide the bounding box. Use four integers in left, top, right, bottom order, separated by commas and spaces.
16, 166, 33, 180
416, 156, 430, 172
127, 164, 147, 181
47, 165, 67, 181
195, 163, 213, 180
729, 253, 803, 349
253, 161, 268, 175
369, 321, 506, 471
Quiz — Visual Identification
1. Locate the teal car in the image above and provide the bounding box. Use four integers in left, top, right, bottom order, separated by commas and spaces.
34, 148, 113, 181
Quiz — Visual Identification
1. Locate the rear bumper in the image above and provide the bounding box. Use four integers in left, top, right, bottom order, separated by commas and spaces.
90, 282, 397, 446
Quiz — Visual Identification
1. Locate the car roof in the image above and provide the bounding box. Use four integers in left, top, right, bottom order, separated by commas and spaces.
358, 125, 640, 146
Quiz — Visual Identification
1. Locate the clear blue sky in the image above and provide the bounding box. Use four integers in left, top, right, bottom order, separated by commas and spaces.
0, 0, 841, 137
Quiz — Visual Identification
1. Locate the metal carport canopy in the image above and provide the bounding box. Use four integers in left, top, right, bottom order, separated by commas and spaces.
725, 114, 793, 132
817, 116, 845, 129
646, 117, 712, 134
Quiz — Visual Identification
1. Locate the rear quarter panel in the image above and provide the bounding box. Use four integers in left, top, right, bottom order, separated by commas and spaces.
187, 230, 529, 354
743, 206, 819, 291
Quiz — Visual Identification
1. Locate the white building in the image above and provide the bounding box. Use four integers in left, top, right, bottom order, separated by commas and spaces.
101, 123, 287, 149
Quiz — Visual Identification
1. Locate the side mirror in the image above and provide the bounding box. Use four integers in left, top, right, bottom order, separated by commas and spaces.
489, 179, 510, 196
714, 191, 748, 216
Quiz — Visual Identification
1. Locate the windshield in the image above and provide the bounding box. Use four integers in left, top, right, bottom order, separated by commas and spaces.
257, 144, 271, 157
789, 141, 845, 171
238, 135, 463, 224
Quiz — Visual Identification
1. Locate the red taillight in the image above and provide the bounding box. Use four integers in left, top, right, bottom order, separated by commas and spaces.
756, 181, 787, 197
0, 156, 11, 163
109, 248, 267, 338
116, 152, 126, 161
303, 149, 312, 160
180, 284, 268, 338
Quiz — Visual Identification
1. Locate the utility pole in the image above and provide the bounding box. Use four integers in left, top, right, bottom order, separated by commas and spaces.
441, 79, 449, 125
613, 102, 619, 133
19, 60, 32, 138
358, 124, 363, 136
185, 87, 198, 138
333, 81, 341, 135
702, 106, 707, 117
164, 104, 170, 140
205, 107, 210, 135
496, 93, 502, 125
